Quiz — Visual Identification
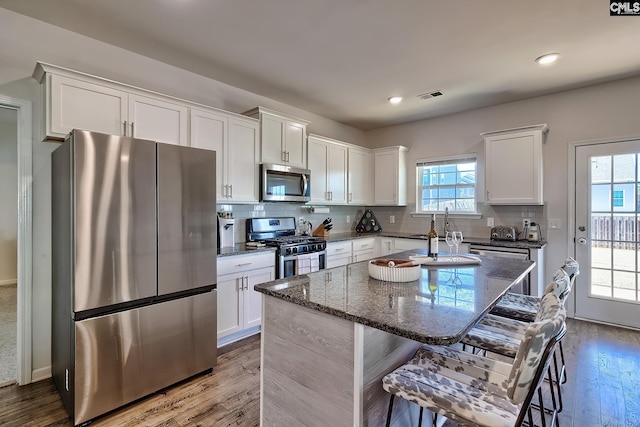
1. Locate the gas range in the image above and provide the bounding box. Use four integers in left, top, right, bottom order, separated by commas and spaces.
246, 217, 327, 278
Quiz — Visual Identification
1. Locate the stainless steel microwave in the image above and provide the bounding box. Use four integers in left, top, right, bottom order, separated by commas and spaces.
261, 163, 311, 202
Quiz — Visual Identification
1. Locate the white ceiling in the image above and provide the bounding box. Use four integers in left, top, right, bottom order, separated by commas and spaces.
2, 0, 640, 130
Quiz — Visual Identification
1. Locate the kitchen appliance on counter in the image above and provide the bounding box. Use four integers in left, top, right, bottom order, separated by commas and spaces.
260, 163, 311, 202
490, 225, 518, 242
52, 130, 217, 425
218, 213, 236, 248
526, 222, 542, 242
247, 217, 326, 278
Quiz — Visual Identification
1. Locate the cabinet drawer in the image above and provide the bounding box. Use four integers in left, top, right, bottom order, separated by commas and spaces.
326, 241, 352, 256
352, 238, 375, 252
217, 252, 275, 276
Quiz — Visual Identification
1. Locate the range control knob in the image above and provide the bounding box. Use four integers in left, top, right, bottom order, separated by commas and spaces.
491, 232, 498, 238
286, 247, 292, 255
506, 233, 513, 239
292, 247, 298, 254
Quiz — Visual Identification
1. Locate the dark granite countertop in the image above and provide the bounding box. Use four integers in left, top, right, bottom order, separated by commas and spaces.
325, 231, 547, 249
217, 244, 276, 257
254, 249, 535, 345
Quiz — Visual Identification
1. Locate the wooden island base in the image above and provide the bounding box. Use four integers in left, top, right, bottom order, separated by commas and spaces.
260, 295, 423, 426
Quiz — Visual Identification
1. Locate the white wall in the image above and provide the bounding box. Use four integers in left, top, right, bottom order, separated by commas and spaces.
0, 108, 17, 285
0, 6, 365, 380
366, 76, 640, 290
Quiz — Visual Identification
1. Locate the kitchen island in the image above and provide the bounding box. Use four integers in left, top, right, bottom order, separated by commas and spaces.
254, 249, 535, 426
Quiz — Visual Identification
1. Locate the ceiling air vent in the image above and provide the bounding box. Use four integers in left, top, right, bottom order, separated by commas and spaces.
416, 90, 443, 100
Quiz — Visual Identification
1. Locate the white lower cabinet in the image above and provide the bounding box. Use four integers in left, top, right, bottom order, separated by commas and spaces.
352, 237, 376, 262
393, 238, 429, 252
326, 241, 352, 268
217, 252, 275, 346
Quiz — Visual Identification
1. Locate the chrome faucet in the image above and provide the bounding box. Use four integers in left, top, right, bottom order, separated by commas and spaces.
444, 206, 450, 235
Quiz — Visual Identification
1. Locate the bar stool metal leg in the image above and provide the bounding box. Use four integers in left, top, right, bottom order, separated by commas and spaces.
386, 394, 394, 427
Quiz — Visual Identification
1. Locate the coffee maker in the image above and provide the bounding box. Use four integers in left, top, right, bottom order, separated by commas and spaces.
217, 213, 235, 248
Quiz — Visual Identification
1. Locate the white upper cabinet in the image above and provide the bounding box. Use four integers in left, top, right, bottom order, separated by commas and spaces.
245, 107, 309, 169
128, 94, 188, 145
348, 146, 372, 205
191, 108, 259, 203
307, 134, 347, 204
34, 62, 188, 145
482, 124, 547, 205
373, 146, 408, 206
45, 73, 128, 139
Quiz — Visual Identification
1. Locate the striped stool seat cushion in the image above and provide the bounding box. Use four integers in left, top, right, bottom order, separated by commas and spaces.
462, 314, 527, 357
490, 267, 572, 322
490, 293, 539, 322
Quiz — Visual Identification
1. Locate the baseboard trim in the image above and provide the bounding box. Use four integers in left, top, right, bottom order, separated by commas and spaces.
31, 366, 51, 382
0, 279, 17, 286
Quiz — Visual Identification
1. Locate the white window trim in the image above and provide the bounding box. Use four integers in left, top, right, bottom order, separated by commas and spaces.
415, 153, 480, 216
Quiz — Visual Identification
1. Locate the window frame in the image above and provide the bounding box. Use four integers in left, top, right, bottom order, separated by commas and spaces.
415, 154, 478, 215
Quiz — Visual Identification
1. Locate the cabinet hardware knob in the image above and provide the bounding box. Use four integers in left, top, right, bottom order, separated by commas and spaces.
123, 121, 127, 136
131, 122, 134, 136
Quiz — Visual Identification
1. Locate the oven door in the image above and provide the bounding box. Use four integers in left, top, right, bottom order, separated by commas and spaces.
261, 163, 310, 202
280, 250, 327, 279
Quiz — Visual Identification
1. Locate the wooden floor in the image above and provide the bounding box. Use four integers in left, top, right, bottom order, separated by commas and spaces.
1, 319, 639, 427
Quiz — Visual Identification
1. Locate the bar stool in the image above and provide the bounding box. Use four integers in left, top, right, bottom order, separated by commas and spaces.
462, 269, 570, 412
491, 257, 579, 322
489, 258, 579, 388
382, 293, 566, 427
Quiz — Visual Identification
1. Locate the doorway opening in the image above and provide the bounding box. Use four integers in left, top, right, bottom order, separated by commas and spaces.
0, 94, 33, 386
0, 106, 18, 386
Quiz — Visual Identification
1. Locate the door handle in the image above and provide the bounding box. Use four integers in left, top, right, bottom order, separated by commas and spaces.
131, 122, 134, 136
577, 237, 587, 245
244, 276, 249, 290
229, 184, 233, 198
123, 120, 127, 136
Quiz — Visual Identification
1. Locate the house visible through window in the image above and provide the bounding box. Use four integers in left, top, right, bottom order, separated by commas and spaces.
612, 189, 624, 207
416, 155, 477, 213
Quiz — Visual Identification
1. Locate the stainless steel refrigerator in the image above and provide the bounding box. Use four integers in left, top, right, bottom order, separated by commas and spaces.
51, 130, 217, 425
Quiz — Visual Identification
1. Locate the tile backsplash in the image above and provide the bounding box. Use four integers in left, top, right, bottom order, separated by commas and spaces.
219, 203, 546, 243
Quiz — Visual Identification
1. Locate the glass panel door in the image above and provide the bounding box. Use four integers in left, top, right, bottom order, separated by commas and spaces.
575, 140, 640, 328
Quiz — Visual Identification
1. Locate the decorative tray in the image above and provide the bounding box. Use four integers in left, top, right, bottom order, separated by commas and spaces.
409, 255, 482, 266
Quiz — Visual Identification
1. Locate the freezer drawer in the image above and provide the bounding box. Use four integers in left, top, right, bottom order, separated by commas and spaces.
71, 291, 216, 425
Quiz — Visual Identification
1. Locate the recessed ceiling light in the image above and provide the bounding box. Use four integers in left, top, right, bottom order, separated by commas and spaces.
535, 53, 560, 65
388, 96, 403, 105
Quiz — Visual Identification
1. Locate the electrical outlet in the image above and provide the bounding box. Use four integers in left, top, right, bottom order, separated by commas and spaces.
522, 218, 531, 229
390, 215, 395, 224
487, 217, 494, 227
346, 215, 351, 223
